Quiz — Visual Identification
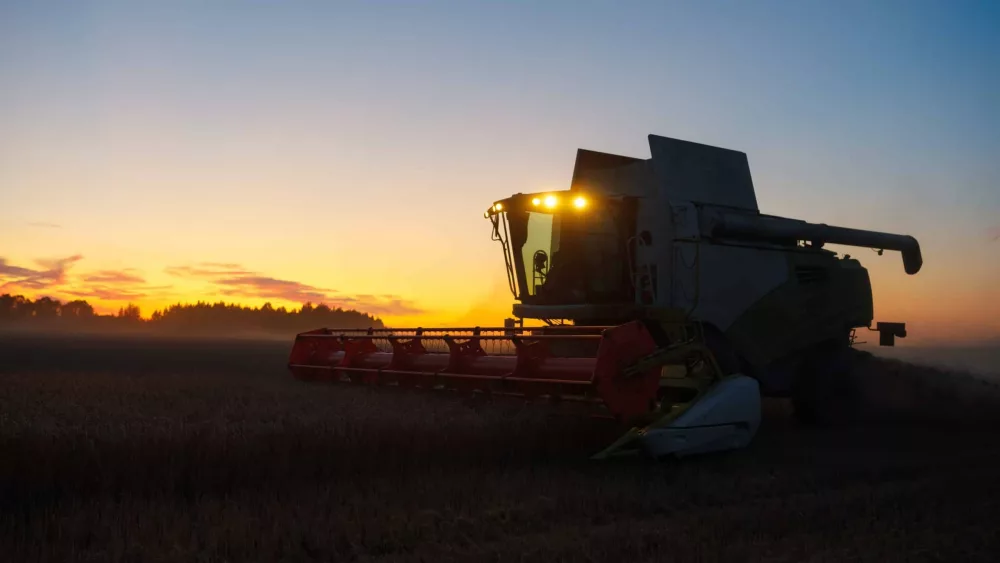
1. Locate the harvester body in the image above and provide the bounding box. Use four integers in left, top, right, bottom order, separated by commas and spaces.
289, 134, 921, 459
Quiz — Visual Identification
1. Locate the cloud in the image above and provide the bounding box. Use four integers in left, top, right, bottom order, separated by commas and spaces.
165, 263, 254, 277
0, 260, 41, 279
215, 275, 334, 303
27, 222, 62, 229
63, 287, 151, 301
167, 262, 424, 316
0, 255, 83, 291
83, 270, 146, 284
0, 256, 173, 303
356, 298, 424, 317
70, 268, 171, 302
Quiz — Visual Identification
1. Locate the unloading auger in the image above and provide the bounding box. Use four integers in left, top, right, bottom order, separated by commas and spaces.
289, 134, 922, 459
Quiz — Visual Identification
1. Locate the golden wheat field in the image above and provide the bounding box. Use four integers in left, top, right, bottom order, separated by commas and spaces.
2, 334, 1000, 562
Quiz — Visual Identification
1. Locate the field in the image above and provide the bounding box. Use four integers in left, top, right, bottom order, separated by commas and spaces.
2, 334, 1000, 562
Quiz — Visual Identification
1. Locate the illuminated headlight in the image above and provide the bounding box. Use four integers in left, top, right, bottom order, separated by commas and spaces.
531, 197, 541, 206
493, 202, 503, 212
573, 196, 587, 209
543, 195, 558, 208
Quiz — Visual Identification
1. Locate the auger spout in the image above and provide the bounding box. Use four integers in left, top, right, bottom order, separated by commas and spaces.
709, 213, 923, 275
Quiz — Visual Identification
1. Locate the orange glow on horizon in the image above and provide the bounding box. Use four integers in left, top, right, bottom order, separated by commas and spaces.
5, 253, 996, 347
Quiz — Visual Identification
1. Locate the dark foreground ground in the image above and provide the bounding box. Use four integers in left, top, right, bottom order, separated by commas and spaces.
2, 334, 1000, 562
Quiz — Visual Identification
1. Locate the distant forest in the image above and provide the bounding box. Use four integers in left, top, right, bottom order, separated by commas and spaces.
0, 294, 384, 335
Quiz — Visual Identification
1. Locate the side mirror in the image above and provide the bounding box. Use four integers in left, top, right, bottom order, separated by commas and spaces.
874, 322, 907, 346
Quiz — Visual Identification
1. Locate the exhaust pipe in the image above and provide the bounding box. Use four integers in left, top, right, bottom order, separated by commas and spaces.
709, 214, 922, 275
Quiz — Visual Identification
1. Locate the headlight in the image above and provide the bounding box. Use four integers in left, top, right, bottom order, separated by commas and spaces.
543, 195, 558, 208
573, 196, 587, 209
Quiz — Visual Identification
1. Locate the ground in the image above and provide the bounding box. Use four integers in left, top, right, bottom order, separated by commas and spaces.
2, 334, 999, 562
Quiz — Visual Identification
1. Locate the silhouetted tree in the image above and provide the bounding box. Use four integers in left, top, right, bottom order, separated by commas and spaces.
117, 303, 142, 322
0, 294, 385, 334
61, 300, 95, 319
10, 295, 30, 318
0, 294, 15, 319
33, 297, 61, 319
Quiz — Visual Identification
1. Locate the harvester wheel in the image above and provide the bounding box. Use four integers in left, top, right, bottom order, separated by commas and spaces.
792, 340, 861, 426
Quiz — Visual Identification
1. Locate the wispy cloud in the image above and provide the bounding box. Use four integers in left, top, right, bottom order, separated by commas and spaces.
68, 266, 171, 302
26, 222, 62, 229
165, 263, 254, 277
167, 262, 424, 315
63, 287, 152, 301
0, 257, 173, 303
0, 260, 41, 279
215, 275, 334, 303
349, 298, 424, 317
0, 255, 83, 291
83, 270, 147, 284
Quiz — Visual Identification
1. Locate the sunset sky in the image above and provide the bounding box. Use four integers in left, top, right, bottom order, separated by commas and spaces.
1, 1, 997, 345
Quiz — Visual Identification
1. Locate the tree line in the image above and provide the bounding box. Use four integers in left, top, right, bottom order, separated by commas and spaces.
0, 294, 384, 334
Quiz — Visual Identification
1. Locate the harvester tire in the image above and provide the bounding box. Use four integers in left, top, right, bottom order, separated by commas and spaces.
792, 340, 861, 426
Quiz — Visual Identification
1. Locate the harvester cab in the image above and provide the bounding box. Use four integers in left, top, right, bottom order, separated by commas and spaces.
290, 134, 923, 460
486, 190, 637, 318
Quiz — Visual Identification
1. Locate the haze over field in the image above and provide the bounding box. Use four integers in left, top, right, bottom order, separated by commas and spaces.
2, 1, 998, 346
861, 343, 1000, 381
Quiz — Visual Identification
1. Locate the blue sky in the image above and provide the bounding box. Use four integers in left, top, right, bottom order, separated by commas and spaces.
1, 0, 998, 341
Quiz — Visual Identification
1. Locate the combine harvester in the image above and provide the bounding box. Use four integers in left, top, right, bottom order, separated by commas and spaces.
289, 134, 922, 459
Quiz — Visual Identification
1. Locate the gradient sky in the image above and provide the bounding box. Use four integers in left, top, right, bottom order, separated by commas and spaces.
1, 1, 998, 345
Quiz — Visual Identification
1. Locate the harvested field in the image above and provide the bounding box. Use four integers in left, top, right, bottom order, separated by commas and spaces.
2, 334, 1000, 562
